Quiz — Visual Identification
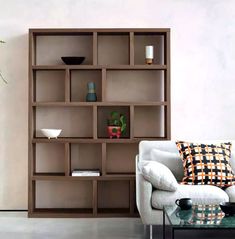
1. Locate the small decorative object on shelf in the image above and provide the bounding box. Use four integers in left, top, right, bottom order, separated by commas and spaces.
107, 111, 126, 139
40, 128, 62, 139
86, 82, 97, 102
61, 56, 85, 65
145, 45, 154, 65
72, 169, 100, 176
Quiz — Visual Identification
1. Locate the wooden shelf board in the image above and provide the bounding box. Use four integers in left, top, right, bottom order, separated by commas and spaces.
29, 208, 138, 218
97, 208, 130, 214
34, 172, 65, 176
30, 28, 170, 35
32, 101, 167, 107
105, 173, 135, 177
32, 175, 135, 181
32, 138, 143, 143
133, 137, 167, 140
32, 65, 101, 70
32, 65, 167, 70
29, 208, 93, 218
106, 65, 167, 70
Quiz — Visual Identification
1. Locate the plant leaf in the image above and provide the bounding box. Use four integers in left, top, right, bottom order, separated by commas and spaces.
0, 71, 7, 83
111, 111, 119, 119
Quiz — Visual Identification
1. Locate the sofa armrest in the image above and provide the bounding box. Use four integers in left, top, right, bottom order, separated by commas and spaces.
136, 155, 153, 223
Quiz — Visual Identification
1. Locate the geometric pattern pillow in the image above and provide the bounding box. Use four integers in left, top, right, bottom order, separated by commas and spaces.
176, 141, 234, 188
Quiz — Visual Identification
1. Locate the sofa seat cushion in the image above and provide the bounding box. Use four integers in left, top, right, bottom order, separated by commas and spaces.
225, 185, 235, 202
152, 184, 229, 209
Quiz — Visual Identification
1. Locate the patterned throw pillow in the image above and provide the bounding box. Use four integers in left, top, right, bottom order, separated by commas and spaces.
189, 205, 225, 225
176, 141, 234, 188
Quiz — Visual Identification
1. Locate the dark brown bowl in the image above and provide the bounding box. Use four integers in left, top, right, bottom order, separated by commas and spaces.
61, 56, 85, 65
220, 202, 235, 216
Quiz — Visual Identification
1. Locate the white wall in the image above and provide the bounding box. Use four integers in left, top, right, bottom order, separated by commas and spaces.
0, 0, 235, 209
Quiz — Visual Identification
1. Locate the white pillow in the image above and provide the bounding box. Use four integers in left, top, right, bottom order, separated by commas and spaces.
141, 161, 178, 192
150, 149, 184, 181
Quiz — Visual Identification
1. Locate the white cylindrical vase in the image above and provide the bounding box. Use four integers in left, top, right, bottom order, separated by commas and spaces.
145, 45, 154, 64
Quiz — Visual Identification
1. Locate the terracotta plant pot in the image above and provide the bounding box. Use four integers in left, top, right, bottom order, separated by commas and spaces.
107, 126, 121, 139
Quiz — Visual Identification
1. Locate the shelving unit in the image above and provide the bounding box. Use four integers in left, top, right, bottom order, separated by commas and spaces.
28, 28, 171, 218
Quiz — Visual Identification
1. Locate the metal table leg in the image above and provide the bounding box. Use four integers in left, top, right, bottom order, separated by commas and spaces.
150, 225, 153, 239
171, 228, 174, 239
163, 210, 165, 239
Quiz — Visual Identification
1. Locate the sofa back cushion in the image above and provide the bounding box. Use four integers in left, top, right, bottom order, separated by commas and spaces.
150, 149, 184, 181
139, 141, 182, 180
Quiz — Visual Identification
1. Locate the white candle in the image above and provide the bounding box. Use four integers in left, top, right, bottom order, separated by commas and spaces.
145, 46, 154, 59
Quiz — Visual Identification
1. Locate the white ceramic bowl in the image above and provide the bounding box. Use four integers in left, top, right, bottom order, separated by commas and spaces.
40, 129, 62, 139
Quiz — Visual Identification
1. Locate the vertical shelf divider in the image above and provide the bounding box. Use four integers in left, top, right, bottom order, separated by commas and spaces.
130, 105, 134, 139
65, 68, 71, 102
28, 181, 35, 215
129, 180, 135, 214
93, 180, 98, 215
165, 31, 171, 139
129, 32, 134, 66
102, 143, 106, 176
93, 106, 98, 139
102, 68, 106, 101
65, 143, 71, 176
93, 32, 98, 65
28, 30, 35, 215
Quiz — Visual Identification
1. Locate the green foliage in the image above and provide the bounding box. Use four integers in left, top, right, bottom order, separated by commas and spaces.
107, 111, 127, 134
0, 40, 5, 43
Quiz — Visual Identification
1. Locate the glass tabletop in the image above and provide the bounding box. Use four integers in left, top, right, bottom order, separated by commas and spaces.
164, 205, 235, 228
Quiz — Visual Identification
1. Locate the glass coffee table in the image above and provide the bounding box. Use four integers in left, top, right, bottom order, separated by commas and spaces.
163, 204, 235, 239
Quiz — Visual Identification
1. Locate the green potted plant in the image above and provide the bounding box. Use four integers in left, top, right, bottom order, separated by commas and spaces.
0, 40, 7, 83
107, 111, 127, 139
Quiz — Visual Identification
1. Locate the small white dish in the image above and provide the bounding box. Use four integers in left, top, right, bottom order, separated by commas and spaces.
40, 129, 62, 139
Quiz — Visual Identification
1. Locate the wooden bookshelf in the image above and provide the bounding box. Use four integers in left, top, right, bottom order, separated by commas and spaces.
28, 28, 171, 218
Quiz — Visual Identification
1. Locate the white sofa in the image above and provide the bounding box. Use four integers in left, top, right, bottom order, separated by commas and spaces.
136, 140, 235, 225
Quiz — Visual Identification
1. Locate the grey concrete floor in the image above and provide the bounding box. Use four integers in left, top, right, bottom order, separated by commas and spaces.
0, 212, 235, 239
0, 212, 147, 239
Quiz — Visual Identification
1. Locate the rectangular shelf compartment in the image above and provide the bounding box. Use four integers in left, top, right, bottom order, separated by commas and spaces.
35, 180, 93, 213
97, 180, 130, 213
106, 143, 138, 174
35, 34, 93, 65
71, 143, 102, 174
34, 70, 65, 102
71, 70, 102, 102
35, 143, 65, 174
97, 106, 130, 139
106, 70, 164, 102
97, 32, 130, 65
36, 106, 93, 138
134, 32, 165, 65
134, 106, 165, 138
